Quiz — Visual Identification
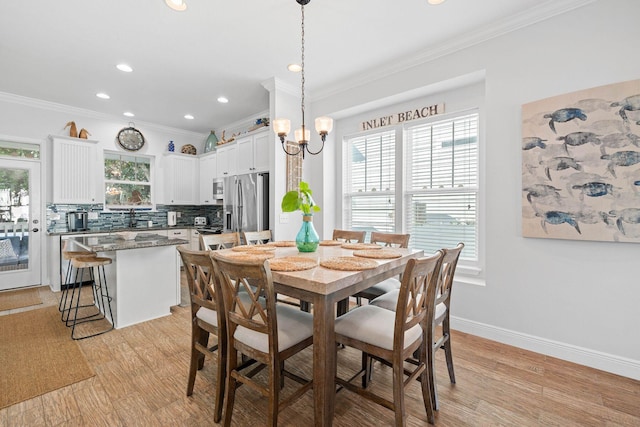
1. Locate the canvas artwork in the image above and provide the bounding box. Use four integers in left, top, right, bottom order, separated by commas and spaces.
521, 78, 640, 242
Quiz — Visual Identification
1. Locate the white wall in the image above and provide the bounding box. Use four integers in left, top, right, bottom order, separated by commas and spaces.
313, 0, 640, 379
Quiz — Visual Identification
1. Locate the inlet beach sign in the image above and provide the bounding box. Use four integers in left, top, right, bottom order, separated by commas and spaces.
360, 103, 445, 131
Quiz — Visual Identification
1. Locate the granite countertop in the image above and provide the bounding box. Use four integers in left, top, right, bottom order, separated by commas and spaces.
68, 233, 189, 252
48, 226, 202, 236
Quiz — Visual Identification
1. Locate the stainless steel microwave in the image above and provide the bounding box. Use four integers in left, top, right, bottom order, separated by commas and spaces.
212, 179, 224, 202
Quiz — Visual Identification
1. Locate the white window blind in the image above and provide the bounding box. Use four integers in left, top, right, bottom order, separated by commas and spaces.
405, 112, 479, 260
344, 130, 395, 239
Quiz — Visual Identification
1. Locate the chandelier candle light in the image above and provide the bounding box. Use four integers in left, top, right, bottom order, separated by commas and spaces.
273, 0, 333, 159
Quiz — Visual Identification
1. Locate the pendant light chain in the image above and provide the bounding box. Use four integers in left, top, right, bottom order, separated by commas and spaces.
273, 0, 332, 159
300, 2, 306, 135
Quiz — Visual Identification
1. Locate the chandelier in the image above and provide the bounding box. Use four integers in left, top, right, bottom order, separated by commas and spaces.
273, 0, 333, 159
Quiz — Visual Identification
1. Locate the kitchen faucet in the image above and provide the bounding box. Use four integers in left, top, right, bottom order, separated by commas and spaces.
128, 209, 137, 228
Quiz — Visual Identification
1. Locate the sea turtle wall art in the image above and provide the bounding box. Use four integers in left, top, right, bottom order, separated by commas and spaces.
522, 78, 640, 243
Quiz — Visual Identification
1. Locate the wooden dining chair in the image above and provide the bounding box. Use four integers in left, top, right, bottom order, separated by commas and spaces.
242, 230, 272, 245
354, 232, 411, 304
332, 229, 365, 243
211, 254, 314, 427
370, 242, 464, 411
334, 251, 444, 425
200, 232, 240, 251
177, 246, 227, 423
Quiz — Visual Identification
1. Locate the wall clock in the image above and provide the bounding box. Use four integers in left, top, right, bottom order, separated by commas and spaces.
117, 124, 145, 151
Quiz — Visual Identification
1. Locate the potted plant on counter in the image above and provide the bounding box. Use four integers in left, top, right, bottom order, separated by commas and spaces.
281, 181, 320, 252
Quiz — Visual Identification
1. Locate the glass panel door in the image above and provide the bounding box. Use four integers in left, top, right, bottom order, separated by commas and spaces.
0, 158, 41, 289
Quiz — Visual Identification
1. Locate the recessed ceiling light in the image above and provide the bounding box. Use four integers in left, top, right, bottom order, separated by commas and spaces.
123, 112, 135, 117
184, 114, 194, 120
427, 0, 446, 4
96, 92, 110, 99
165, 0, 187, 11
287, 63, 302, 72
217, 97, 229, 104
116, 63, 133, 73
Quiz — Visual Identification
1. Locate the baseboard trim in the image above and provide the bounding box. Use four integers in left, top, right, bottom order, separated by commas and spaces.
451, 316, 640, 381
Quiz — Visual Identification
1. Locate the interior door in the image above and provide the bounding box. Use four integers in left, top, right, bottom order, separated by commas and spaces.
0, 158, 41, 289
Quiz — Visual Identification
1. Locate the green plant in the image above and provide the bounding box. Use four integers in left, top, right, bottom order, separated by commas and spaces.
281, 181, 320, 215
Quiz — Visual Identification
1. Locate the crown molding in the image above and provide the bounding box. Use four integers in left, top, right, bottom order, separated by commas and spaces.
313, 0, 596, 101
0, 91, 206, 138
262, 77, 299, 98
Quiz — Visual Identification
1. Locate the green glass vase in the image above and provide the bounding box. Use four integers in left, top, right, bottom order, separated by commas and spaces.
296, 214, 319, 252
204, 130, 218, 153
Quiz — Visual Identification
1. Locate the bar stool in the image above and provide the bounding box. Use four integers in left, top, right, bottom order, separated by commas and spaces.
68, 255, 115, 340
59, 249, 96, 322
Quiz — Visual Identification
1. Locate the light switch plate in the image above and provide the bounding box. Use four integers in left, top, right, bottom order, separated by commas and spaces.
279, 213, 289, 224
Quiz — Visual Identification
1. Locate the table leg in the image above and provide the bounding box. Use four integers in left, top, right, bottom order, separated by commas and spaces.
313, 296, 335, 427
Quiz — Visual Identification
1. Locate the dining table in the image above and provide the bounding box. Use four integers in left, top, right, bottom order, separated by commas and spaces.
261, 244, 424, 427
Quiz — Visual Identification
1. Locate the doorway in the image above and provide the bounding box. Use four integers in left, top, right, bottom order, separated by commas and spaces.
0, 153, 41, 290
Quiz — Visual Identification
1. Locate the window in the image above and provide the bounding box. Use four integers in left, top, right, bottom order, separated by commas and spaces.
405, 112, 478, 261
104, 152, 153, 209
343, 110, 479, 266
343, 130, 396, 237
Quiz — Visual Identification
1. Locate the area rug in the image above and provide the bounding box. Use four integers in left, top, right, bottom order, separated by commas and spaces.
0, 287, 42, 311
0, 306, 95, 409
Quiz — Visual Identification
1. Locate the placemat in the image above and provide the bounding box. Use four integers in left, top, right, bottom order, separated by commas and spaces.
319, 240, 342, 246
217, 251, 275, 261
341, 243, 383, 250
231, 245, 277, 253
320, 256, 378, 271
268, 256, 318, 271
353, 249, 402, 259
265, 241, 297, 247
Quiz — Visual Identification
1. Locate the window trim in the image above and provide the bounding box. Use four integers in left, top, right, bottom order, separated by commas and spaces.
103, 150, 156, 211
342, 108, 484, 282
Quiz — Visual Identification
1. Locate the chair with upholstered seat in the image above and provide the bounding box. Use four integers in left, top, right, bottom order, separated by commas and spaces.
354, 231, 411, 304
332, 229, 365, 243
177, 246, 227, 423
370, 242, 464, 411
334, 251, 443, 425
211, 253, 314, 427
200, 232, 240, 251
242, 230, 272, 245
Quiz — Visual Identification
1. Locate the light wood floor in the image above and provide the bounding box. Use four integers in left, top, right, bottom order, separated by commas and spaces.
1, 282, 639, 426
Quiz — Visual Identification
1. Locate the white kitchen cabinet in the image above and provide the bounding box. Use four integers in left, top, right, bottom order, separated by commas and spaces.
216, 143, 237, 178
236, 129, 270, 175
167, 228, 189, 266
49, 135, 101, 204
163, 153, 198, 204
190, 229, 201, 250
198, 152, 218, 204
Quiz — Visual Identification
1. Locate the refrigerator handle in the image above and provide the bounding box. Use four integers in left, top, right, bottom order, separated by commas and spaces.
237, 179, 243, 233
256, 174, 263, 231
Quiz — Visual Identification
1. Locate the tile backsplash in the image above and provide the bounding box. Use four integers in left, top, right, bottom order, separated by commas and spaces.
47, 204, 223, 233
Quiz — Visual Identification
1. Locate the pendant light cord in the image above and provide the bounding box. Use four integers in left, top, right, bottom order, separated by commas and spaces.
300, 2, 306, 136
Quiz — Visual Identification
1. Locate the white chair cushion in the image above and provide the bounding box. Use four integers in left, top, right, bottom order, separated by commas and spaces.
365, 277, 400, 296
194, 289, 260, 329
369, 289, 400, 311
234, 304, 313, 353
370, 289, 448, 324
196, 307, 218, 327
335, 305, 422, 351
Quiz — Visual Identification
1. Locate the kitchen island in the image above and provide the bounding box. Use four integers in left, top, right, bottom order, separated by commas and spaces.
67, 233, 188, 329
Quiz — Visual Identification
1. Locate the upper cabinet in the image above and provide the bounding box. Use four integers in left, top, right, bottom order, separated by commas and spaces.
236, 129, 270, 175
198, 152, 218, 205
163, 153, 198, 205
216, 143, 237, 178
49, 135, 101, 204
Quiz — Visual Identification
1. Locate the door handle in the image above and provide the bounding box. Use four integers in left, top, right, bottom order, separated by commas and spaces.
32, 228, 39, 233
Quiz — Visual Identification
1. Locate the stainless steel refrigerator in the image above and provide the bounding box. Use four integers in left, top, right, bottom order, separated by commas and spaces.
223, 172, 269, 234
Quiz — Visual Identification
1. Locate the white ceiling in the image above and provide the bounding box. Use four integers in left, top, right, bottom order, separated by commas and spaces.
0, 0, 591, 134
